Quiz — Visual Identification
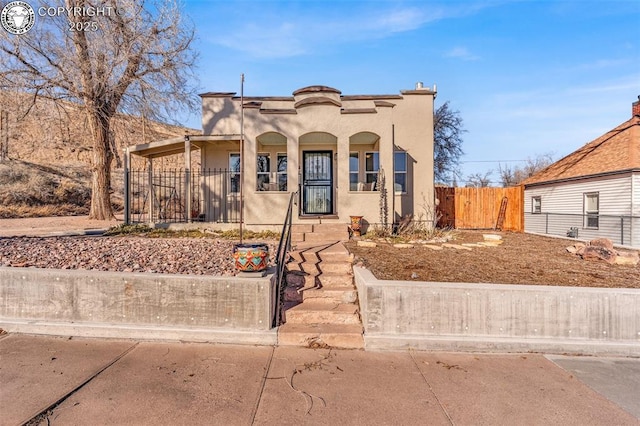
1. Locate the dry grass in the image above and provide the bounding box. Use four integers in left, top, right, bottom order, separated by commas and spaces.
0, 160, 91, 218
0, 91, 196, 218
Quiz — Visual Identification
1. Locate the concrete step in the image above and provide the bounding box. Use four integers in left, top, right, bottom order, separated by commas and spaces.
291, 224, 314, 233
287, 261, 351, 276
313, 223, 349, 233
286, 261, 320, 274
284, 302, 361, 325
304, 232, 348, 243
318, 261, 352, 275
291, 232, 305, 243
316, 242, 353, 262
302, 286, 358, 304
314, 273, 355, 287
278, 323, 364, 349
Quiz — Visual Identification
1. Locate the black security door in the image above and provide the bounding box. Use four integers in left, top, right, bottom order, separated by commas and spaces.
302, 151, 333, 215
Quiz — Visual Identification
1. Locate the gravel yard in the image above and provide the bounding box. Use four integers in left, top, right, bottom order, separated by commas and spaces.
0, 235, 277, 276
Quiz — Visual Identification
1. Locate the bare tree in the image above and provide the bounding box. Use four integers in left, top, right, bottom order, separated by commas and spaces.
0, 0, 198, 219
465, 170, 493, 187
497, 153, 555, 186
434, 101, 465, 184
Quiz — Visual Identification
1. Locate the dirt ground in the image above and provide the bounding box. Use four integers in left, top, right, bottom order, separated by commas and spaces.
345, 231, 640, 288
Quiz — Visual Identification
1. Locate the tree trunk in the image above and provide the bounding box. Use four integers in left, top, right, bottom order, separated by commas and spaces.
88, 110, 114, 220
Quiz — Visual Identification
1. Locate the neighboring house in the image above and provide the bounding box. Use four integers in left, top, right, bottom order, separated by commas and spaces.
522, 97, 640, 248
124, 84, 436, 229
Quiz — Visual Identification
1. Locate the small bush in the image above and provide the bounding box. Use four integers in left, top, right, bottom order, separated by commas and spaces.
104, 223, 153, 236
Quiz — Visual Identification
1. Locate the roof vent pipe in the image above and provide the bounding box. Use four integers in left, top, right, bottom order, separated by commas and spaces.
415, 82, 424, 90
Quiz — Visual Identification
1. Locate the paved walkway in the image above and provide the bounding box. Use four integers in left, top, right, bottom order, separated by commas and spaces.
1, 333, 638, 426
0, 215, 122, 238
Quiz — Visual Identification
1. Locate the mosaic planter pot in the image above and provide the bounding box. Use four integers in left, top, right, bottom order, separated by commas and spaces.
350, 215, 364, 237
233, 243, 270, 272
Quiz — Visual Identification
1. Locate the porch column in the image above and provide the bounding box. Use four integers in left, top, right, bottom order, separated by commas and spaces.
184, 135, 192, 223
124, 147, 130, 224
336, 134, 349, 216
286, 133, 298, 213
147, 157, 154, 223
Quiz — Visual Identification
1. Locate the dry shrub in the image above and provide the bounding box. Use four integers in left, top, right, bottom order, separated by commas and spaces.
0, 160, 91, 217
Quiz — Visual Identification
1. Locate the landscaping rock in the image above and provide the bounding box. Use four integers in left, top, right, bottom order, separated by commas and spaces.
580, 246, 617, 264
423, 245, 443, 250
566, 242, 586, 254
483, 234, 502, 241
357, 241, 377, 248
613, 251, 639, 266
589, 238, 614, 251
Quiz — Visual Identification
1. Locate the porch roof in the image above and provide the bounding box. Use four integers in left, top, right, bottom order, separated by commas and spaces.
128, 134, 241, 159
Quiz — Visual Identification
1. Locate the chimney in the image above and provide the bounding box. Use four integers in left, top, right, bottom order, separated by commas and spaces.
633, 95, 640, 117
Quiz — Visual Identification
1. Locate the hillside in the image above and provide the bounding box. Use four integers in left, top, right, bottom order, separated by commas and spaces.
0, 92, 199, 218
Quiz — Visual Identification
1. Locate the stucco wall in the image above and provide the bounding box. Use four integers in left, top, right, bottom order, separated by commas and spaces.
199, 87, 435, 227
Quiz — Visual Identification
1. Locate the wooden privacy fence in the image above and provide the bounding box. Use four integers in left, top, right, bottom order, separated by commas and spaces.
436, 186, 524, 232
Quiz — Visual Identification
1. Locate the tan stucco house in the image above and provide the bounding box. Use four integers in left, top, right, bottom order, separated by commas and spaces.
124, 84, 437, 230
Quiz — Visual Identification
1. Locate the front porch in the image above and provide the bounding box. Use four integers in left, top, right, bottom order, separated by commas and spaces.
124, 133, 386, 229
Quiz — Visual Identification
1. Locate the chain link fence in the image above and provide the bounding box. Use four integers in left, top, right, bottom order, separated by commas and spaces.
525, 212, 639, 246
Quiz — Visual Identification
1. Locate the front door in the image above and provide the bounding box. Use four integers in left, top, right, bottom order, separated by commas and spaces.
302, 151, 333, 215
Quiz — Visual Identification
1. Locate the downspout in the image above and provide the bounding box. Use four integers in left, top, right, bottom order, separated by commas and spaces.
391, 124, 395, 230
239, 73, 245, 243
631, 172, 635, 246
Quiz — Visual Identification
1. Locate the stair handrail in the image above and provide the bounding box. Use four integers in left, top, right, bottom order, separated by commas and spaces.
273, 191, 297, 327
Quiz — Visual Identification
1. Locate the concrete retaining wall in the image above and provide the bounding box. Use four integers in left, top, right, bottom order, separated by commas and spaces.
354, 267, 640, 356
0, 267, 277, 345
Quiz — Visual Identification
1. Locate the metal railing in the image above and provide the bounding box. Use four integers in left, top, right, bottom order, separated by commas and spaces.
127, 169, 241, 224
525, 212, 639, 246
273, 191, 297, 328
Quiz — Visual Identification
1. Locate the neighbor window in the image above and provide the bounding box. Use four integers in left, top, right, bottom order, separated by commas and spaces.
257, 153, 270, 191
532, 196, 541, 214
277, 153, 287, 191
229, 153, 240, 193
365, 151, 379, 190
349, 152, 359, 191
584, 192, 599, 228
394, 151, 407, 193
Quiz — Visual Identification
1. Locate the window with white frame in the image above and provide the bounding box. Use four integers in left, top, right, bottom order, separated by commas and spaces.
394, 151, 407, 193
365, 151, 379, 190
584, 192, 599, 228
257, 153, 271, 191
531, 196, 541, 214
349, 152, 359, 191
277, 153, 287, 191
229, 153, 240, 193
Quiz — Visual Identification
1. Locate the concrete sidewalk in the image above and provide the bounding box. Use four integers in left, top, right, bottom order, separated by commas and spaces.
0, 216, 122, 238
1, 334, 637, 426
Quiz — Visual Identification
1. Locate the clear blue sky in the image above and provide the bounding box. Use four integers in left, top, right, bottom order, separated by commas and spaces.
182, 0, 640, 184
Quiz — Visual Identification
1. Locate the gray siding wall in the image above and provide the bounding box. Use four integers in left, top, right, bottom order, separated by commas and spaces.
524, 174, 637, 246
